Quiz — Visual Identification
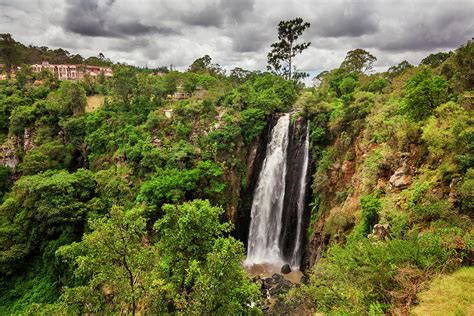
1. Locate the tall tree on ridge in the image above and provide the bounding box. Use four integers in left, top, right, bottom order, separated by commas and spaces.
267, 18, 311, 82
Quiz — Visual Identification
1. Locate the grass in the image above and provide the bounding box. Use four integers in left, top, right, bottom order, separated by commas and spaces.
86, 94, 105, 112
411, 267, 474, 316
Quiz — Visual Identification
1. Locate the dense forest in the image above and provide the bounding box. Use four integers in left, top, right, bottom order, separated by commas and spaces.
0, 28, 473, 315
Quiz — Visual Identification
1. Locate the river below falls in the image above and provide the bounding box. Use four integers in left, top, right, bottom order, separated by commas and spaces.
244, 262, 303, 284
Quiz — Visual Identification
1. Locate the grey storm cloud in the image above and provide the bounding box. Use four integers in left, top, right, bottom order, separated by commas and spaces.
0, 0, 473, 79
181, 3, 225, 27
63, 0, 179, 37
370, 5, 474, 52
180, 0, 256, 27
308, 2, 380, 38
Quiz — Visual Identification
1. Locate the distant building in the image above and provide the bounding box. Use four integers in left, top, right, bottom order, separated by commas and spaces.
172, 84, 190, 100
164, 109, 173, 118
30, 61, 113, 80
0, 63, 17, 79
172, 92, 190, 100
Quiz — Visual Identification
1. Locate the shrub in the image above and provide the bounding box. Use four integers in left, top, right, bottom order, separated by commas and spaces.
239, 107, 266, 144
458, 169, 474, 215
357, 194, 381, 235
339, 77, 358, 95
364, 77, 389, 93
422, 101, 472, 159
285, 228, 468, 314
402, 69, 448, 121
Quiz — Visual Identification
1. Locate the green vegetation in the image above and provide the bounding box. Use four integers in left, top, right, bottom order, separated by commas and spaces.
411, 267, 474, 316
287, 39, 473, 314
1, 31, 473, 315
0, 34, 298, 314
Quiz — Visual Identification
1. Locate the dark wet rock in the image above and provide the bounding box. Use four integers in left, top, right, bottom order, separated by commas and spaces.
281, 264, 291, 274
269, 278, 292, 295
300, 275, 310, 284
272, 274, 283, 281
279, 118, 312, 262
261, 274, 293, 296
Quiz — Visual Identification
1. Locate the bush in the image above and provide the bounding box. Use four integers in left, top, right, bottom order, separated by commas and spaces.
364, 77, 389, 93
339, 77, 358, 95
285, 228, 468, 314
458, 169, 474, 215
357, 194, 381, 235
402, 69, 448, 121
422, 101, 472, 160
239, 107, 266, 144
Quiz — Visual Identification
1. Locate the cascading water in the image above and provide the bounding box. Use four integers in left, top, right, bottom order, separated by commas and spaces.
245, 114, 290, 266
245, 113, 310, 270
289, 122, 309, 268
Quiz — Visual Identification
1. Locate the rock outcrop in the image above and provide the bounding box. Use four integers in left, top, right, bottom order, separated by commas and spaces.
389, 166, 412, 189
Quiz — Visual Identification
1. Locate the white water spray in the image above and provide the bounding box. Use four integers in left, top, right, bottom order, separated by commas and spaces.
245, 114, 290, 266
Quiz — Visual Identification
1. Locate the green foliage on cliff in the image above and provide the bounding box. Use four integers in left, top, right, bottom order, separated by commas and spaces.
288, 39, 473, 314
0, 38, 299, 313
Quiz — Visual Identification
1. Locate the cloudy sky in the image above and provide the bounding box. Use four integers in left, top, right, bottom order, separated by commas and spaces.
1, 0, 473, 80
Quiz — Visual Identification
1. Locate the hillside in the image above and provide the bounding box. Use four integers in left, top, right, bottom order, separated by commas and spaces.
285, 40, 473, 314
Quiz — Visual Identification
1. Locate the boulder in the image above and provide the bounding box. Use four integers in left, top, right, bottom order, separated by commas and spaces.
389, 166, 411, 189
281, 263, 291, 274
269, 280, 292, 295
300, 275, 310, 284
262, 274, 293, 295
372, 223, 390, 239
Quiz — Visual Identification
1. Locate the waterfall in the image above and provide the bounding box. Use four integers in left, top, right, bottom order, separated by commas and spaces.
245, 114, 310, 270
289, 122, 309, 268
245, 114, 290, 266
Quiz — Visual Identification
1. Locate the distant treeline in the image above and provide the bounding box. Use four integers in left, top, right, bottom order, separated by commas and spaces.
0, 33, 113, 68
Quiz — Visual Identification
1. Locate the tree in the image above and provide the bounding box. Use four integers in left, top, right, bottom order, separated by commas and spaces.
189, 55, 212, 73
364, 77, 389, 93
15, 64, 35, 90
154, 199, 232, 311
0, 34, 23, 79
387, 60, 413, 78
267, 18, 311, 81
57, 206, 167, 315
112, 65, 138, 104
188, 237, 261, 314
229, 67, 252, 84
402, 69, 448, 120
0, 169, 97, 275
340, 48, 377, 73
188, 55, 224, 76
57, 81, 87, 116
453, 40, 474, 90
339, 77, 358, 95
420, 52, 451, 68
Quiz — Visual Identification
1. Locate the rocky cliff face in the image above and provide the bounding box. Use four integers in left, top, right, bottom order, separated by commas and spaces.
0, 127, 36, 171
